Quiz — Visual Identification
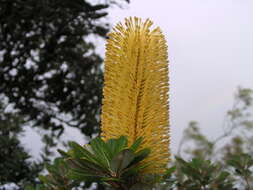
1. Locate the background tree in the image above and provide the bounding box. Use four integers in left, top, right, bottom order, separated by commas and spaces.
0, 100, 42, 190
0, 0, 128, 145
177, 87, 253, 160
158, 87, 253, 190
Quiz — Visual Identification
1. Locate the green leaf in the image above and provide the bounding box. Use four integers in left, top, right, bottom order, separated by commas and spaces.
123, 162, 151, 177
38, 175, 49, 184
129, 148, 151, 166
163, 166, 176, 178
100, 177, 122, 182
90, 137, 111, 168
68, 141, 106, 169
129, 137, 143, 152
191, 158, 204, 169
24, 185, 34, 190
68, 170, 101, 182
110, 149, 135, 174
57, 149, 70, 158
217, 171, 230, 181
130, 183, 153, 190
24, 184, 45, 190
106, 136, 128, 156
79, 157, 107, 172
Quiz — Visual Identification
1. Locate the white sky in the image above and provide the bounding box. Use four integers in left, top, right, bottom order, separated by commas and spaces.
22, 0, 253, 157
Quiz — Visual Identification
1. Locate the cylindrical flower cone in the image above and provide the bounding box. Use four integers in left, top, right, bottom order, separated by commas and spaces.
101, 17, 170, 174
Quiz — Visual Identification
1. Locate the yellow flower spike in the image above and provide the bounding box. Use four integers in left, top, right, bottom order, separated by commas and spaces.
101, 17, 170, 174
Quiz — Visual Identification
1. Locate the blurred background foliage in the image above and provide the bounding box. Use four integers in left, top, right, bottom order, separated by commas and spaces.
0, 0, 253, 190
157, 87, 253, 190
0, 101, 43, 189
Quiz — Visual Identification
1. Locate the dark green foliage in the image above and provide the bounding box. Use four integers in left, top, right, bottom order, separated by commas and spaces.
0, 102, 42, 189
57, 136, 151, 190
159, 158, 234, 190
25, 184, 45, 190
38, 158, 77, 190
158, 154, 253, 190
174, 157, 235, 190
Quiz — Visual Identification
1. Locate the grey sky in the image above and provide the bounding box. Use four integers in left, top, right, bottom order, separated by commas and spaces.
22, 0, 253, 156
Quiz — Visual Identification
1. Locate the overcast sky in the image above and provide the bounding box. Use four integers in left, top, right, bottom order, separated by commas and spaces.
23, 0, 253, 156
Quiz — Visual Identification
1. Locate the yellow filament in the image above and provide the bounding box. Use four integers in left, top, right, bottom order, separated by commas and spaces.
101, 17, 170, 174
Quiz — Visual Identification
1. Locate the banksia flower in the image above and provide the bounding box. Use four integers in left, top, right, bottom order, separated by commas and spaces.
101, 17, 170, 174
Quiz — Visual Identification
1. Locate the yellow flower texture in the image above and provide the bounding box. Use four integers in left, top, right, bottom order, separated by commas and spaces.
101, 17, 170, 174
